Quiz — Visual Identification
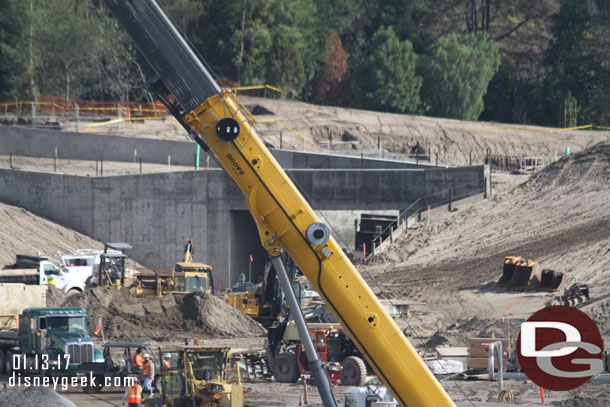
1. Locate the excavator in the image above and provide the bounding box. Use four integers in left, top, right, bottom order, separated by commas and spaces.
102, 1, 456, 406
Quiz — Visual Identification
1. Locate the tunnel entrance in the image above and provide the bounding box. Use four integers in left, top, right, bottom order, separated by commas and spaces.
229, 210, 268, 289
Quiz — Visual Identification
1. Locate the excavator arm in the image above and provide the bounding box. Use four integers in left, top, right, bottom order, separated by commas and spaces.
103, 1, 455, 406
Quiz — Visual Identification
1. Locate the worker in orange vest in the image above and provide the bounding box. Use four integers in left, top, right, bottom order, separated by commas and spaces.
122, 376, 142, 407
132, 347, 145, 373
160, 353, 172, 395
141, 353, 155, 397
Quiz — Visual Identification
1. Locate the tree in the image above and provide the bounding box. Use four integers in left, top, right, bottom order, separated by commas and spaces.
312, 31, 348, 106
538, 0, 610, 126
355, 26, 421, 113
266, 32, 305, 96
420, 32, 500, 120
0, 0, 27, 99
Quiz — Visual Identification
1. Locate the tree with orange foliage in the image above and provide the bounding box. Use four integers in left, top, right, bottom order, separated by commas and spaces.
312, 31, 348, 106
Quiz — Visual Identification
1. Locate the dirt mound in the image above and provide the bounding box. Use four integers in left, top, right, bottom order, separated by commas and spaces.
422, 317, 506, 350
56, 287, 266, 341
0, 386, 76, 407
520, 142, 610, 191
46, 285, 68, 308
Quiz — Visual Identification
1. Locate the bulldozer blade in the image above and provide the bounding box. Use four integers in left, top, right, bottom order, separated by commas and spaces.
526, 263, 542, 290
508, 260, 537, 289
550, 271, 568, 291
497, 256, 523, 286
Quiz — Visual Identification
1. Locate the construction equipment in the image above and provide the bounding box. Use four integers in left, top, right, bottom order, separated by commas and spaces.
497, 256, 568, 291
343, 386, 398, 407
0, 308, 103, 376
549, 283, 590, 307
77, 342, 159, 394
132, 239, 214, 297
173, 239, 214, 294
159, 345, 245, 407
226, 257, 289, 328
271, 322, 369, 386
103, 2, 456, 405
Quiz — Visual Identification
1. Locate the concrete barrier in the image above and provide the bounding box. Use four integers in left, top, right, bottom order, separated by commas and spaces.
0, 284, 46, 315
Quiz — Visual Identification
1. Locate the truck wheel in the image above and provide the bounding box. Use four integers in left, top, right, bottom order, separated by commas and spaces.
0, 350, 4, 375
82, 375, 104, 394
273, 352, 300, 383
341, 356, 366, 386
4, 350, 14, 375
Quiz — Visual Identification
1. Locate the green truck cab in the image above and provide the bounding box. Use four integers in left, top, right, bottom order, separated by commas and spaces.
0, 307, 103, 376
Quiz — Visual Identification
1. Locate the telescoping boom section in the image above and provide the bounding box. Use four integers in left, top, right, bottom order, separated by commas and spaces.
103, 1, 455, 405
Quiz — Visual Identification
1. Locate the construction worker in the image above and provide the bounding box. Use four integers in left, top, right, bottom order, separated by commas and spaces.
141, 353, 155, 397
132, 347, 145, 374
122, 376, 142, 407
161, 353, 171, 395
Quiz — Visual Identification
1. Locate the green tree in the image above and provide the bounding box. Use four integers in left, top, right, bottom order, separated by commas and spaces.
356, 26, 421, 113
0, 0, 27, 99
420, 32, 500, 120
538, 0, 610, 126
266, 32, 305, 96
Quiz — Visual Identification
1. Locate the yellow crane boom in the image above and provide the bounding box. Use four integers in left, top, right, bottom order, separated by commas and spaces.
102, 1, 455, 405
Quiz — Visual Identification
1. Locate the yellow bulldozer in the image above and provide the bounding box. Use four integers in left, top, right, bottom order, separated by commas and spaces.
132, 239, 215, 297
158, 345, 246, 407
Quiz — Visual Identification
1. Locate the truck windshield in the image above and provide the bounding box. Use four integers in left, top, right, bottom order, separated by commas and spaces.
47, 317, 87, 331
186, 276, 207, 292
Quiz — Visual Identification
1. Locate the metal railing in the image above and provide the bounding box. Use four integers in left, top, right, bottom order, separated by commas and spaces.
364, 177, 488, 257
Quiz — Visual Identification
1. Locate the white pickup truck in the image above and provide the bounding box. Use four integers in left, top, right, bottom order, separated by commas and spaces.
0, 253, 100, 294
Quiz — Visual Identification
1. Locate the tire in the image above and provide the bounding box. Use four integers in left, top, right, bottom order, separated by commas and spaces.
5, 350, 14, 375
82, 375, 104, 394
273, 351, 300, 383
0, 350, 4, 375
67, 288, 82, 296
341, 356, 366, 386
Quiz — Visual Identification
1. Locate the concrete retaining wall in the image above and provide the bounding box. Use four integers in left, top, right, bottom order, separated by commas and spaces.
0, 125, 437, 169
0, 165, 486, 289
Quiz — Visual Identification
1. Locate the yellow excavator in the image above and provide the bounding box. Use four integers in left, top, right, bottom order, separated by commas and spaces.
104, 1, 456, 405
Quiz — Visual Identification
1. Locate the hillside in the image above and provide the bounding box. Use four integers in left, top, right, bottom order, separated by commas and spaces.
93, 95, 610, 167
358, 142, 610, 346
0, 202, 104, 267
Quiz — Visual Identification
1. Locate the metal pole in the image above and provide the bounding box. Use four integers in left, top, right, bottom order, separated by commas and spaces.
279, 132, 283, 149
140, 157, 143, 174
75, 103, 79, 132
270, 256, 337, 407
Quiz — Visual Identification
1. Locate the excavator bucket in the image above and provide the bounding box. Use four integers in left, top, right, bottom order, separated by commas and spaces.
538, 269, 569, 291
497, 256, 523, 286
507, 259, 539, 290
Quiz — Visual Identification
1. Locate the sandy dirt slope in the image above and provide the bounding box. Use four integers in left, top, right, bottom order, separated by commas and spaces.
0, 201, 104, 268
357, 142, 610, 347
84, 95, 610, 166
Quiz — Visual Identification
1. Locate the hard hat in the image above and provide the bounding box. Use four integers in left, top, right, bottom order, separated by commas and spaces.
143, 353, 150, 359
163, 353, 171, 358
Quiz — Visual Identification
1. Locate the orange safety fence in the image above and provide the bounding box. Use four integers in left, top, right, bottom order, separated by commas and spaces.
0, 95, 168, 119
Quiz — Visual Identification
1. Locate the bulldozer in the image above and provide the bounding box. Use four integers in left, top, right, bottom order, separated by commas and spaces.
159, 345, 246, 407
88, 240, 214, 298
131, 239, 215, 298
